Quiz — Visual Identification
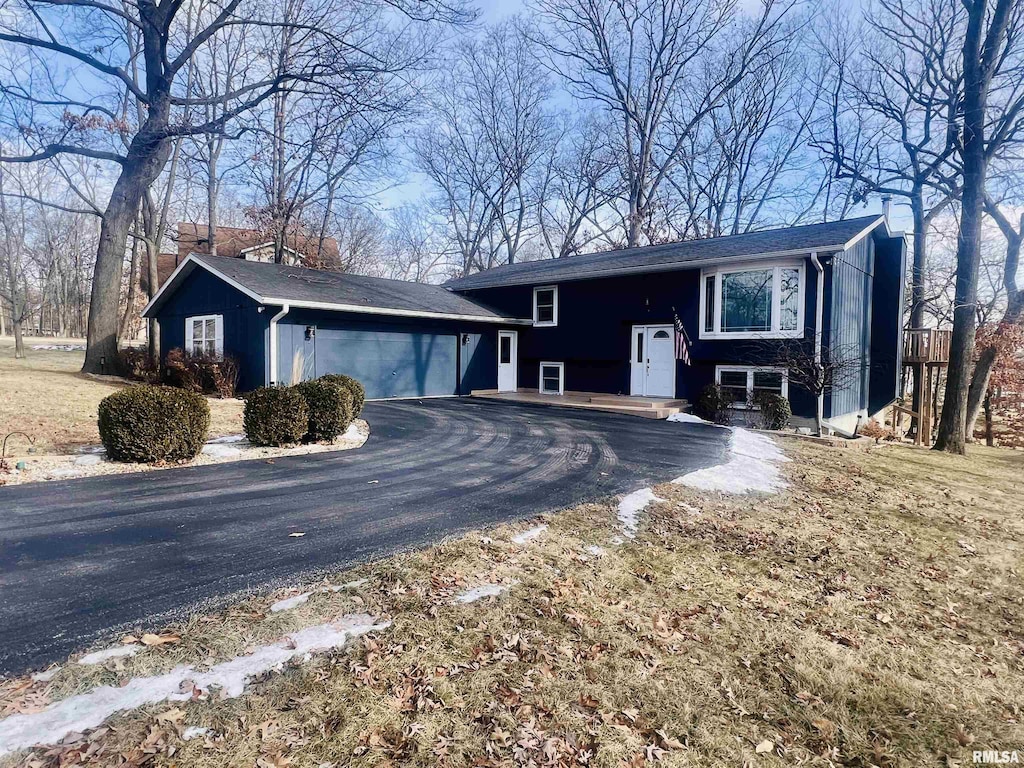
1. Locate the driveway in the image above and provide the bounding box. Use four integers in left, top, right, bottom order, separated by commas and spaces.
0, 398, 729, 677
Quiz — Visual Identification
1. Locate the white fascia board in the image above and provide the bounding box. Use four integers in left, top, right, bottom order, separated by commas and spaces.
260, 297, 531, 325
141, 254, 266, 317
841, 216, 888, 250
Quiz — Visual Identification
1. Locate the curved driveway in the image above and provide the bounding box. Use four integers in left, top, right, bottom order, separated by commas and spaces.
0, 398, 728, 676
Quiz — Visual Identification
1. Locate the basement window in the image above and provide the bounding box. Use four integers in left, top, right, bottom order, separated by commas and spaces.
539, 362, 564, 395
715, 366, 788, 408
185, 314, 223, 358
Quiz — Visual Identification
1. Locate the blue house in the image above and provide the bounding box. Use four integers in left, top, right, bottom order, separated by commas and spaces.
142, 215, 905, 432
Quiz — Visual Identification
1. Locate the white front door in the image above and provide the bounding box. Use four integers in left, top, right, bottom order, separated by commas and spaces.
497, 330, 518, 392
630, 324, 675, 397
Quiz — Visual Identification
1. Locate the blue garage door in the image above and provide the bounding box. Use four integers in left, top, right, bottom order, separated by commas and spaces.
314, 328, 458, 399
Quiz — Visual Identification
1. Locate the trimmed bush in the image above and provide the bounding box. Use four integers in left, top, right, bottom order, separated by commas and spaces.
118, 347, 159, 383
164, 348, 240, 398
752, 391, 792, 430
694, 383, 732, 425
243, 386, 309, 446
296, 379, 355, 442
318, 374, 365, 416
98, 385, 210, 463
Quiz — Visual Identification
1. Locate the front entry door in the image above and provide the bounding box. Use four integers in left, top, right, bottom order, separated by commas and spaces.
497, 330, 518, 392
630, 324, 675, 397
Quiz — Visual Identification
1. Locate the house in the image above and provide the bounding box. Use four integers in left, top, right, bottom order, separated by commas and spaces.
142, 215, 906, 432
153, 223, 341, 287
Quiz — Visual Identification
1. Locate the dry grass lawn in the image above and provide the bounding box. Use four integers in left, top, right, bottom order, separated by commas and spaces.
0, 338, 243, 455
2, 436, 1021, 767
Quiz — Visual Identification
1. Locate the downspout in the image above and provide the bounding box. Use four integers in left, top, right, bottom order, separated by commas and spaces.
811, 252, 826, 435
268, 304, 290, 386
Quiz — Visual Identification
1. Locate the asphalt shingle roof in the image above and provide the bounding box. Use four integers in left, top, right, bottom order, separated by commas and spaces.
445, 216, 887, 290
153, 254, 520, 321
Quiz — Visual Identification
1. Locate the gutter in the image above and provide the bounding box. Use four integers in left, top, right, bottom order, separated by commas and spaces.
811, 251, 826, 434
268, 304, 290, 386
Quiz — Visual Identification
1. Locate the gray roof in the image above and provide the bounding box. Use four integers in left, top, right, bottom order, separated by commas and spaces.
446, 216, 889, 290
145, 254, 525, 323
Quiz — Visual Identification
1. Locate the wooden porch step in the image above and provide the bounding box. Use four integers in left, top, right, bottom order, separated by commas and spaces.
587, 396, 688, 409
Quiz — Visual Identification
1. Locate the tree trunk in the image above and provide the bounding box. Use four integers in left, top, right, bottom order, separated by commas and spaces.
983, 388, 993, 446
83, 121, 173, 374
909, 188, 927, 327
12, 318, 23, 358
118, 231, 141, 347
933, 1, 998, 454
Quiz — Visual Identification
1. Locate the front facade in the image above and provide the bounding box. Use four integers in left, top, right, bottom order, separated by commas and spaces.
143, 216, 906, 431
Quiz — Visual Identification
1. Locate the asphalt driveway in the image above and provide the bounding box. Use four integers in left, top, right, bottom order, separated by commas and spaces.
0, 398, 729, 677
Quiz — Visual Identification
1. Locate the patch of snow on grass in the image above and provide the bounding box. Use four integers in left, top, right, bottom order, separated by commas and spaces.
201, 443, 242, 458
206, 434, 246, 444
77, 645, 139, 665
30, 667, 60, 683
269, 592, 311, 613
511, 525, 547, 544
343, 423, 362, 439
617, 488, 665, 537
674, 428, 788, 494
667, 412, 711, 425
0, 615, 388, 757
584, 545, 605, 557
182, 726, 210, 741
454, 583, 514, 604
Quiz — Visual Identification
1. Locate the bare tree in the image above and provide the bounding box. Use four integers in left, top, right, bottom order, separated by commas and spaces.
934, 0, 1024, 454
0, 0, 470, 373
532, 0, 798, 247
0, 158, 32, 356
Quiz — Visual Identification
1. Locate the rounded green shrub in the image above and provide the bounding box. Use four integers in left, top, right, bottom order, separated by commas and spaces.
752, 391, 792, 430
318, 373, 365, 416
694, 383, 732, 425
296, 379, 355, 442
98, 385, 210, 463
243, 386, 309, 446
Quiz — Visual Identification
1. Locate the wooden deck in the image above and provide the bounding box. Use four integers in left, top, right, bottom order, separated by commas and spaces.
904, 328, 951, 364
471, 390, 689, 419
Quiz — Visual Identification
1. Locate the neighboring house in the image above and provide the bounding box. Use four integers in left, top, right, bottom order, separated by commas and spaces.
142, 215, 906, 431
154, 223, 341, 287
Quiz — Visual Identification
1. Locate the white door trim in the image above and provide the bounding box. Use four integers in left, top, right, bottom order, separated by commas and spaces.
497, 330, 518, 392
630, 324, 676, 397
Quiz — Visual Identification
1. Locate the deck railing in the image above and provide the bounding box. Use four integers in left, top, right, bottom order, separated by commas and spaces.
904, 328, 951, 364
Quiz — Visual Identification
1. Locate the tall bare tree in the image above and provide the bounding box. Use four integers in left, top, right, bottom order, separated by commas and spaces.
0, 0, 470, 373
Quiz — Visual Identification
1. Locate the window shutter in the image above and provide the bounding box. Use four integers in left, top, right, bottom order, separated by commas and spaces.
214, 315, 224, 358
185, 318, 194, 353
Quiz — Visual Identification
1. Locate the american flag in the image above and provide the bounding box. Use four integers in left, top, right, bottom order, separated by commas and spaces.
673, 309, 691, 365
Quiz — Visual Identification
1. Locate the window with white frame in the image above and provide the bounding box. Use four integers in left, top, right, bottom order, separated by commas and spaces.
716, 366, 788, 408
700, 262, 804, 338
185, 314, 224, 358
533, 285, 558, 326
539, 362, 564, 395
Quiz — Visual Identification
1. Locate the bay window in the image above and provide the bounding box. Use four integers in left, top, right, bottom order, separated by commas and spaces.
700, 262, 805, 338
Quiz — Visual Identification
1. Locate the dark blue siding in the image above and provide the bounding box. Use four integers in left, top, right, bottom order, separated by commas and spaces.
276, 309, 501, 397
869, 237, 907, 414
154, 268, 268, 391
461, 262, 820, 419
825, 236, 873, 419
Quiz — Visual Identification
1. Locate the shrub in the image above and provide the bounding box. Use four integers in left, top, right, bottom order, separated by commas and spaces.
243, 386, 309, 446
98, 385, 210, 463
318, 373, 365, 416
860, 417, 895, 443
118, 347, 159, 383
752, 391, 792, 430
694, 383, 732, 425
296, 379, 355, 442
164, 348, 240, 398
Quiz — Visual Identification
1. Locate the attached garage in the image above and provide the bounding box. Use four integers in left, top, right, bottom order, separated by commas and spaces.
143, 254, 529, 396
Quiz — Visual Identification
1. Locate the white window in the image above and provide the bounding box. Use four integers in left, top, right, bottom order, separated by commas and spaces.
700, 261, 804, 339
185, 314, 224, 358
715, 366, 788, 408
533, 285, 558, 327
539, 361, 564, 395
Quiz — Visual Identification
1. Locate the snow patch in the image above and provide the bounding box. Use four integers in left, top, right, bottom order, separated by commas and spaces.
269, 592, 311, 613
73, 454, 104, 467
511, 525, 547, 544
667, 412, 711, 425
77, 645, 139, 665
182, 726, 210, 741
673, 427, 788, 494
326, 578, 367, 592
343, 423, 362, 439
30, 668, 60, 683
201, 443, 242, 458
0, 615, 388, 757
617, 488, 665, 537
454, 583, 514, 604
584, 545, 605, 557
206, 434, 246, 445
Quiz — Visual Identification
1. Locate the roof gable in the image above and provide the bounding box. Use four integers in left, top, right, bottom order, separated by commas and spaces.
446, 216, 891, 291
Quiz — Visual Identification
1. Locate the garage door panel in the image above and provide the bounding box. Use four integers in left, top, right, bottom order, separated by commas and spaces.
314, 328, 457, 399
